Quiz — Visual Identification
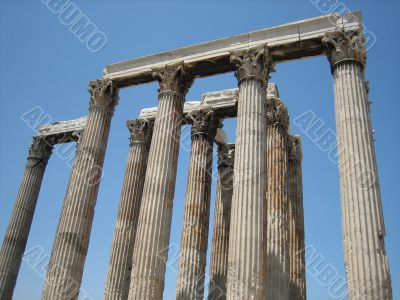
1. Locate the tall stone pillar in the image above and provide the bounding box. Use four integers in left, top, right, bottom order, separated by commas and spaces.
323, 31, 392, 299
104, 119, 153, 300
42, 79, 119, 300
0, 137, 53, 300
287, 135, 306, 300
175, 109, 218, 300
128, 63, 193, 300
208, 144, 235, 300
227, 47, 273, 299
264, 97, 290, 299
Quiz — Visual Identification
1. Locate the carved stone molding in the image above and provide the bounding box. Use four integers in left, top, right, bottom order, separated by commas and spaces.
103, 12, 363, 87
188, 109, 219, 140
322, 30, 365, 70
127, 118, 154, 147
288, 135, 302, 162
28, 136, 53, 166
88, 79, 119, 110
230, 46, 274, 86
218, 144, 235, 169
152, 63, 194, 97
265, 97, 289, 128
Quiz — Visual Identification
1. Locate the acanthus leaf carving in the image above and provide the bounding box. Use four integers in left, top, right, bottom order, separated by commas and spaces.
322, 30, 365, 70
265, 97, 289, 128
230, 46, 275, 86
152, 63, 194, 97
187, 108, 219, 140
127, 118, 154, 147
88, 79, 119, 110
28, 136, 54, 166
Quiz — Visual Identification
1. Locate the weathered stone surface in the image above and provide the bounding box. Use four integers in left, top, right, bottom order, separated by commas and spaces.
175, 109, 218, 300
138, 101, 200, 120
104, 119, 153, 300
227, 47, 273, 299
128, 63, 193, 300
4, 10, 395, 300
38, 117, 87, 144
264, 97, 290, 300
137, 83, 279, 121
288, 135, 306, 300
42, 79, 119, 300
208, 144, 235, 300
325, 32, 392, 300
0, 137, 53, 300
322, 30, 365, 71
103, 12, 362, 87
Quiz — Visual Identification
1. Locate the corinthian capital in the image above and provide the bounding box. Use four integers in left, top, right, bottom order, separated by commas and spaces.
265, 97, 289, 128
322, 30, 365, 70
218, 144, 235, 168
152, 63, 194, 97
88, 79, 119, 110
230, 46, 274, 86
288, 135, 302, 162
127, 118, 154, 147
188, 109, 219, 140
28, 136, 53, 166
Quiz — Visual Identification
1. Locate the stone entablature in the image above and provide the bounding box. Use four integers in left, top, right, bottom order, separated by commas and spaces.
136, 83, 280, 121
38, 116, 87, 144
103, 12, 362, 87
1, 10, 393, 300
132, 85, 279, 145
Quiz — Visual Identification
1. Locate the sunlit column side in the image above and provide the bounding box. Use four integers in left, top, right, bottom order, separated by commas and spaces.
264, 97, 290, 300
0, 137, 53, 300
208, 144, 235, 300
104, 119, 154, 300
42, 79, 119, 300
323, 31, 392, 300
227, 47, 273, 299
287, 135, 306, 300
175, 109, 218, 300
128, 63, 193, 300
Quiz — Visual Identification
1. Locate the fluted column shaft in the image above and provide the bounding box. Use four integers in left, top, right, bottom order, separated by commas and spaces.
0, 137, 53, 300
323, 31, 392, 299
175, 109, 218, 300
288, 136, 306, 300
42, 79, 119, 300
227, 47, 273, 299
265, 97, 290, 299
128, 64, 193, 300
104, 119, 153, 300
208, 144, 235, 300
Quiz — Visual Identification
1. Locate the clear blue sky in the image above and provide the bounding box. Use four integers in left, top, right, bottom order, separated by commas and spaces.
0, 1, 399, 299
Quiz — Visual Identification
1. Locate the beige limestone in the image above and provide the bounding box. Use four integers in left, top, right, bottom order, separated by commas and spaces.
104, 119, 153, 300
208, 144, 235, 300
288, 135, 306, 300
42, 79, 119, 300
264, 97, 290, 300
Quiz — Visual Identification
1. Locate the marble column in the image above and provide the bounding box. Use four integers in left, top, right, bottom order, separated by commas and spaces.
287, 135, 306, 300
264, 97, 290, 299
175, 109, 218, 300
208, 144, 235, 300
0, 137, 53, 300
104, 119, 154, 300
42, 79, 119, 300
323, 31, 392, 299
128, 63, 193, 300
227, 47, 273, 299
